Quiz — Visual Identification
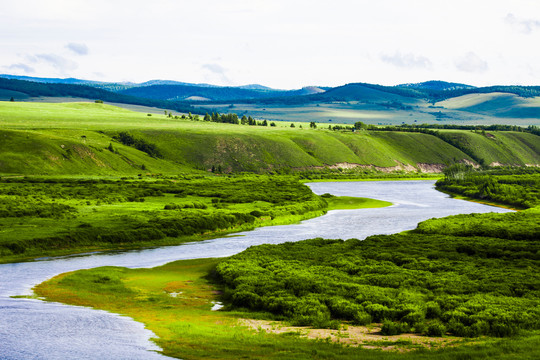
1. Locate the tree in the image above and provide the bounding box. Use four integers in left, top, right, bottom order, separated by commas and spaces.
310, 122, 317, 129
9, 97, 14, 102
354, 121, 368, 130
107, 143, 114, 152
241, 115, 248, 125
290, 123, 295, 128
204, 113, 211, 122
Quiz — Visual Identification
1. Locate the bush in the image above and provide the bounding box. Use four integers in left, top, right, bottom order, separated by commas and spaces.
381, 320, 403, 335
427, 322, 446, 337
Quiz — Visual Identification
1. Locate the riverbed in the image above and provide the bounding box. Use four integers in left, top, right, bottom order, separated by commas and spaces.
0, 181, 512, 360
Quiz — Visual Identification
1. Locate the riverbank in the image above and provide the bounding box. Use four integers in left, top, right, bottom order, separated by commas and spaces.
1, 176, 392, 264
0, 193, 391, 265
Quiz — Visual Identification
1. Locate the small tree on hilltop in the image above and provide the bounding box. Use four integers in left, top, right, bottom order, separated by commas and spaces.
354, 121, 368, 130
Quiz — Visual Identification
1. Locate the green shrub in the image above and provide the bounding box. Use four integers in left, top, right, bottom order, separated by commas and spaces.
427, 322, 446, 337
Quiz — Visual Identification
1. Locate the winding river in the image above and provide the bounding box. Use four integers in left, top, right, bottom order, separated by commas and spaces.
0, 181, 512, 360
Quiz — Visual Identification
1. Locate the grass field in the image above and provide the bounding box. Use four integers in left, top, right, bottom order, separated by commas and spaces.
438, 130, 540, 166
200, 97, 540, 127
1, 101, 538, 175
436, 93, 540, 119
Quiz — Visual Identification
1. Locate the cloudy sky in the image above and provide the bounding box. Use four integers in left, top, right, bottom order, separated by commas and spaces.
1, 0, 539, 89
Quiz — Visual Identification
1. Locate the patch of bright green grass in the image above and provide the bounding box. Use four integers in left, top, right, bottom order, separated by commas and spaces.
324, 195, 392, 210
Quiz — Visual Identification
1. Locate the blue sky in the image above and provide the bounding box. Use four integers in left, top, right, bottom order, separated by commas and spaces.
1, 0, 539, 88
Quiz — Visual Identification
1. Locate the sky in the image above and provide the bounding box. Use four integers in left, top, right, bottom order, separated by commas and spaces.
1, 0, 540, 89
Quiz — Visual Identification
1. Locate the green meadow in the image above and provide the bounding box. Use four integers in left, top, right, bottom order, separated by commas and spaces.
1, 101, 538, 176
201, 96, 540, 127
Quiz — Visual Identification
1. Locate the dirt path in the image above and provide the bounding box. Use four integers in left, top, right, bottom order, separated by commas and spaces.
239, 319, 466, 352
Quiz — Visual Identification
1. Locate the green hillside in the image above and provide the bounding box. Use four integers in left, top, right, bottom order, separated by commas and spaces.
0, 101, 538, 175
436, 93, 540, 118
439, 130, 540, 166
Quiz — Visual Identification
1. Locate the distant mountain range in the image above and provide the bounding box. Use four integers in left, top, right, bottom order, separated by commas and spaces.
1, 74, 539, 122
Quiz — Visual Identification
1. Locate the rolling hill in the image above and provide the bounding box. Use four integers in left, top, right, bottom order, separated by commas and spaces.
1, 75, 539, 126
436, 93, 540, 118
0, 101, 538, 176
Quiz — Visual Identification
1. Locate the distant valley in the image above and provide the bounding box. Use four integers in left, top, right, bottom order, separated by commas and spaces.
1, 75, 539, 126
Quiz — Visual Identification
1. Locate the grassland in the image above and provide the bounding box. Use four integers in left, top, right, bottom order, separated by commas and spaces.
201, 97, 540, 127
1, 101, 538, 176
435, 93, 540, 119
323, 194, 392, 210
437, 130, 540, 166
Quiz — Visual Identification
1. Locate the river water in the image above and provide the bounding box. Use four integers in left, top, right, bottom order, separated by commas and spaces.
0, 181, 511, 360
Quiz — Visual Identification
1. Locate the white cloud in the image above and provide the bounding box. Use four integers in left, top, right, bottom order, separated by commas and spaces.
28, 54, 78, 74
202, 63, 231, 85
65, 43, 89, 55
380, 52, 432, 69
454, 52, 488, 73
1, 0, 539, 87
505, 13, 540, 34
6, 63, 35, 73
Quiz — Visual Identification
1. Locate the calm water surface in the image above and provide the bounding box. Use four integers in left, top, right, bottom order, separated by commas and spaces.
0, 181, 511, 359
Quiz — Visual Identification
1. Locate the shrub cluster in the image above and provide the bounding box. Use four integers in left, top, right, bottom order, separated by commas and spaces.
113, 131, 163, 158
438, 166, 540, 208
0, 176, 327, 257
215, 233, 540, 337
0, 197, 76, 218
